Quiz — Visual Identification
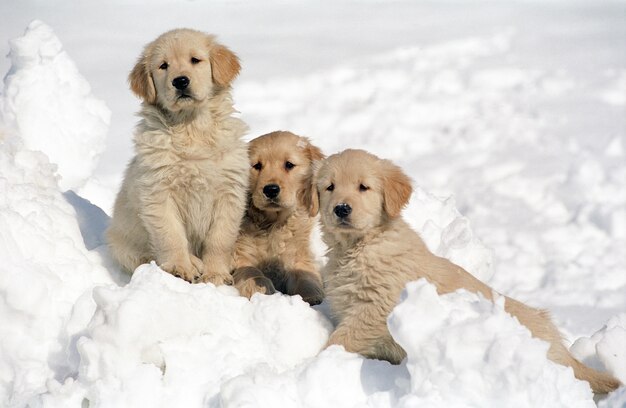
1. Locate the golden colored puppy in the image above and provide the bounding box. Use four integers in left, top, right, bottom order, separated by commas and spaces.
317, 149, 620, 394
107, 29, 249, 285
232, 131, 325, 305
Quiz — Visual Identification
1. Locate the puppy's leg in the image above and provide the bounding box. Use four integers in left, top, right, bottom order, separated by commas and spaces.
106, 223, 150, 273
285, 270, 324, 306
140, 197, 200, 282
283, 255, 324, 305
327, 319, 405, 364
233, 266, 276, 299
199, 191, 246, 286
107, 189, 152, 273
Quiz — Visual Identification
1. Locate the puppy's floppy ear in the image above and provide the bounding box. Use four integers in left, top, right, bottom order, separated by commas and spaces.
382, 160, 412, 218
129, 53, 156, 104
298, 158, 323, 217
306, 142, 324, 163
210, 43, 241, 88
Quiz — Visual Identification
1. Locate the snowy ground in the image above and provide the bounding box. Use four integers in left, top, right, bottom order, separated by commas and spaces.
0, 1, 625, 407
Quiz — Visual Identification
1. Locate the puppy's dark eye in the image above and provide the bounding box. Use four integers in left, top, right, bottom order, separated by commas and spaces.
252, 162, 262, 171
191, 57, 201, 64
326, 183, 334, 192
359, 184, 369, 192
285, 161, 295, 170
159, 62, 168, 70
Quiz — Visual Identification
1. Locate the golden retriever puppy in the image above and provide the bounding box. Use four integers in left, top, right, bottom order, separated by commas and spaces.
106, 29, 249, 285
317, 149, 620, 394
232, 131, 325, 305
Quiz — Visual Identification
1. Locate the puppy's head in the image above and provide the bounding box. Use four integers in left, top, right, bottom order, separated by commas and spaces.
316, 149, 412, 236
248, 131, 324, 215
129, 29, 240, 111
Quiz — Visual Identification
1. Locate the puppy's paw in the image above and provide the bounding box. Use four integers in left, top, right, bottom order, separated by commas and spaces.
160, 258, 202, 283
199, 271, 234, 286
299, 283, 325, 306
288, 273, 325, 306
236, 276, 277, 299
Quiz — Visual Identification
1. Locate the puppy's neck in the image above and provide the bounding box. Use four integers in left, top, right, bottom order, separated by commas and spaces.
322, 222, 390, 254
168, 90, 232, 124
246, 204, 295, 230
140, 89, 243, 144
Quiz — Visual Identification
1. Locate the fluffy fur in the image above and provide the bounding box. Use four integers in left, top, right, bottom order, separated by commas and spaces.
107, 29, 249, 285
317, 149, 620, 394
232, 131, 325, 305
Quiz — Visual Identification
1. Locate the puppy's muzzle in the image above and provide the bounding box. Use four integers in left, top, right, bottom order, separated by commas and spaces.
263, 184, 280, 200
172, 76, 190, 90
334, 203, 352, 219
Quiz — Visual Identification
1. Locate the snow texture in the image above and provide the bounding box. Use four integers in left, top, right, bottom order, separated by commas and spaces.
0, 4, 624, 408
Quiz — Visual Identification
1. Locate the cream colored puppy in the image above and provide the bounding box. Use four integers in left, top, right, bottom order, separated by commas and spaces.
107, 29, 249, 285
317, 149, 620, 394
232, 131, 325, 305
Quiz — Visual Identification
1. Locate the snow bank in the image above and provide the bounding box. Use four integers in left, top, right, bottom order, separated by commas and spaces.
39, 265, 331, 407
389, 280, 595, 407
0, 139, 114, 407
0, 20, 110, 191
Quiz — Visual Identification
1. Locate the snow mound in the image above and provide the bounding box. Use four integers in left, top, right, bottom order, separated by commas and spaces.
0, 142, 113, 407
0, 20, 110, 191
388, 280, 595, 407
41, 265, 332, 407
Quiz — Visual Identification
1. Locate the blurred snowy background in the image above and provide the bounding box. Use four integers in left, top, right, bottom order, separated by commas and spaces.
0, 1, 624, 407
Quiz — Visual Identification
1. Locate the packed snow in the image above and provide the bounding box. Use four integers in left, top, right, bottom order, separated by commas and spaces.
0, 2, 624, 407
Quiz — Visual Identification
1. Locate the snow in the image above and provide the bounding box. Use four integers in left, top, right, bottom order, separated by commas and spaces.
388, 280, 594, 408
0, 130, 116, 406
0, 2, 624, 407
571, 314, 626, 385
0, 21, 110, 191
47, 265, 331, 407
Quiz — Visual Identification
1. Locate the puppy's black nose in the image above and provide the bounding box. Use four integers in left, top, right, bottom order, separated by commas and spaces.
334, 203, 352, 218
263, 184, 280, 199
172, 76, 190, 90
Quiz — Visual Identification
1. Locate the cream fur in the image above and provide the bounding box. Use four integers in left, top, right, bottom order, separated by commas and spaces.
106, 29, 249, 285
318, 149, 620, 394
232, 131, 324, 305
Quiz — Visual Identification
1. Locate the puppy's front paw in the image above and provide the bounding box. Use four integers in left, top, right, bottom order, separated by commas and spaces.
160, 257, 202, 283
199, 270, 234, 286
289, 273, 325, 306
299, 282, 325, 306
236, 276, 277, 298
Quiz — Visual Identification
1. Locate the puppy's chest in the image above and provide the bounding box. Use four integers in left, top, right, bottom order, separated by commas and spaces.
252, 225, 297, 258
164, 160, 218, 193
326, 252, 374, 299
156, 146, 246, 194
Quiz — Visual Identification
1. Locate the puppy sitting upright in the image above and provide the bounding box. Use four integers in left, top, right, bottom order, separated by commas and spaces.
232, 131, 325, 305
317, 149, 620, 394
107, 29, 249, 285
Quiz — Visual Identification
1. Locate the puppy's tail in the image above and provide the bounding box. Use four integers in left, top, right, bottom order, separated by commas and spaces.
505, 298, 621, 394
